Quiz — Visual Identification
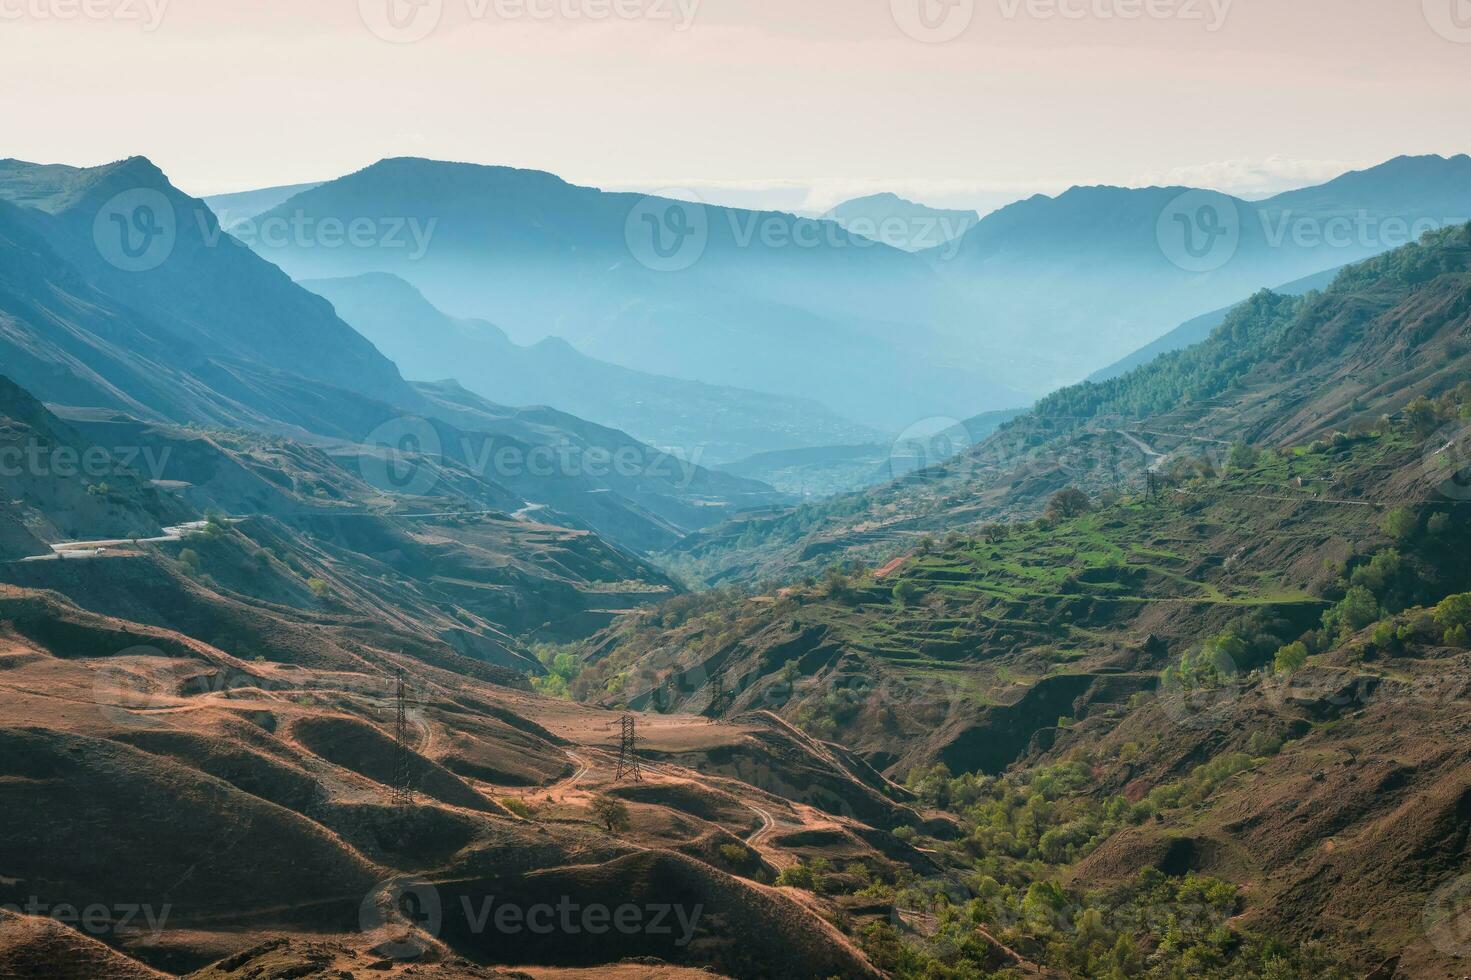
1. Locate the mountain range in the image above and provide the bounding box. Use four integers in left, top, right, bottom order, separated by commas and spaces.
4, 141, 1471, 979
923, 154, 1471, 391
300, 271, 880, 465
212, 154, 1471, 431
0, 156, 783, 554
219, 157, 1023, 430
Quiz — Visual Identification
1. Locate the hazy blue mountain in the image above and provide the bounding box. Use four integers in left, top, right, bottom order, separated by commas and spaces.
219, 154, 1471, 423
823, 193, 978, 252
301, 272, 881, 464
716, 407, 1025, 496
0, 163, 414, 440
0, 157, 412, 412
203, 181, 323, 229
925, 153, 1471, 391
238, 158, 1025, 429
1264, 153, 1471, 214
0, 157, 783, 552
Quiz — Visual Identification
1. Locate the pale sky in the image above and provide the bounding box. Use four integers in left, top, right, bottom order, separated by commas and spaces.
2, 0, 1468, 213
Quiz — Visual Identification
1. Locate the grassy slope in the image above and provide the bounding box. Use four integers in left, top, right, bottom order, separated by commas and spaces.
663, 223, 1471, 586
574, 227, 1471, 976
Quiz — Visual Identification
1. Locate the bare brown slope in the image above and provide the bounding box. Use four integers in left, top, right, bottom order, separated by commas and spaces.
0, 910, 168, 980
0, 584, 901, 978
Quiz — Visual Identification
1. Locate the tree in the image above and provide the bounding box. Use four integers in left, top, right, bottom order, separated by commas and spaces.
589, 795, 630, 833
1434, 593, 1471, 629
1227, 442, 1259, 471
178, 549, 202, 576
1274, 641, 1309, 675
1382, 506, 1419, 543
892, 580, 921, 607
1406, 396, 1439, 436
1328, 587, 1380, 637
1045, 488, 1092, 522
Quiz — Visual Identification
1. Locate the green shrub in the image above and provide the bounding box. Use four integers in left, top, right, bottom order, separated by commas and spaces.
719, 844, 751, 865
1383, 506, 1420, 542
500, 797, 533, 819
1274, 641, 1309, 675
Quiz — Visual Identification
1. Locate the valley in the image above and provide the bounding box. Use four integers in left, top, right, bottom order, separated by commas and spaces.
2, 156, 1470, 979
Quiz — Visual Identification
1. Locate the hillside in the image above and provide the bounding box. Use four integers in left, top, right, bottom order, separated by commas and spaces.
666, 223, 1471, 585
0, 375, 191, 556
569, 226, 1471, 977
1086, 265, 1344, 383
0, 383, 929, 979
0, 158, 783, 556
0, 157, 414, 412
302, 272, 879, 465
0, 576, 912, 978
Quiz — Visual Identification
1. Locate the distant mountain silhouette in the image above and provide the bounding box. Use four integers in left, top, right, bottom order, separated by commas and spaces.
823, 193, 978, 252
303, 272, 878, 464
238, 157, 1023, 429
225, 154, 1471, 417
204, 181, 323, 230
925, 153, 1471, 390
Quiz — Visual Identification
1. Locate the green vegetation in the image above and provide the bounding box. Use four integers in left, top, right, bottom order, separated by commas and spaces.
719, 843, 751, 865
844, 744, 1340, 978
589, 795, 630, 833
531, 643, 584, 698
500, 797, 534, 819
1030, 290, 1305, 424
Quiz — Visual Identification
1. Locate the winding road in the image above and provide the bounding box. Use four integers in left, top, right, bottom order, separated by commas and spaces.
744, 802, 777, 847
1116, 430, 1168, 473
19, 520, 213, 562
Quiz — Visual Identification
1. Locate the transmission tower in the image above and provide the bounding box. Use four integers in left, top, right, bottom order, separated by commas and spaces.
615, 714, 643, 782
391, 668, 415, 806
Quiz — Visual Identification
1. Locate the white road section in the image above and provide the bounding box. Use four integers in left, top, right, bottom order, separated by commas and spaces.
19, 520, 213, 562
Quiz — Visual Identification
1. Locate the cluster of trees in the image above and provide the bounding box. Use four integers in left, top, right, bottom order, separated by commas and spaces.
1332, 222, 1471, 291
1028, 290, 1304, 425
531, 644, 584, 699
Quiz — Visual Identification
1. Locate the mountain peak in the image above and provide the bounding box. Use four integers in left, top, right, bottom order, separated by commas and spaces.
0, 155, 174, 215
349, 156, 575, 192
